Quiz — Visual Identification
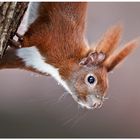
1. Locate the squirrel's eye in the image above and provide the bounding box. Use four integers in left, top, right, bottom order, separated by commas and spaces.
87, 75, 95, 84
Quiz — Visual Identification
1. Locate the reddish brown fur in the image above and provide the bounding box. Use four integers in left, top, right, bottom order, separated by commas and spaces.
104, 38, 140, 72
94, 66, 108, 96
96, 25, 122, 58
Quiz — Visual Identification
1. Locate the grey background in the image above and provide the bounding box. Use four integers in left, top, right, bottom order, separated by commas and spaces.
0, 2, 140, 138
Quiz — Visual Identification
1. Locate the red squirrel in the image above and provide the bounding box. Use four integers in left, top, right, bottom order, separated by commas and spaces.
0, 2, 139, 109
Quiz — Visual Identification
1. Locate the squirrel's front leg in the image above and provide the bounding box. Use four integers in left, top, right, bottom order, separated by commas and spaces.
0, 47, 49, 76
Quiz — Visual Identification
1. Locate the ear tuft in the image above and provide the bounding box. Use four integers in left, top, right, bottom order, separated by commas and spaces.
104, 37, 140, 72
95, 24, 123, 58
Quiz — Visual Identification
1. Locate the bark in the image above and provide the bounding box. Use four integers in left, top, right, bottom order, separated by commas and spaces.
0, 2, 28, 57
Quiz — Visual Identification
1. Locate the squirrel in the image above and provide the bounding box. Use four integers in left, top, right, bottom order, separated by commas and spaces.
1, 2, 139, 109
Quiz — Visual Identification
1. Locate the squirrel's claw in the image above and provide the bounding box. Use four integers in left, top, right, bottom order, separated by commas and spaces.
8, 38, 21, 48
8, 32, 23, 48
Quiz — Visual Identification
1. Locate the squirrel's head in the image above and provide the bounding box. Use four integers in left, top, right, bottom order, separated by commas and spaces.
65, 24, 139, 109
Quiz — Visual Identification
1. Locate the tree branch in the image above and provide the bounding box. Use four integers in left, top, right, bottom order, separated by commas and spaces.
0, 2, 28, 57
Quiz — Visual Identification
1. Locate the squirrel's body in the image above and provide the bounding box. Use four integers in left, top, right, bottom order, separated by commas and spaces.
22, 2, 89, 79
0, 2, 139, 109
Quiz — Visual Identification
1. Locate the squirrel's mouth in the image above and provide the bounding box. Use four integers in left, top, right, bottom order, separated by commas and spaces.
72, 94, 106, 109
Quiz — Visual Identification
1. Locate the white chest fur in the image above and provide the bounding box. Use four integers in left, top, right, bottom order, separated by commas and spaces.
16, 46, 72, 94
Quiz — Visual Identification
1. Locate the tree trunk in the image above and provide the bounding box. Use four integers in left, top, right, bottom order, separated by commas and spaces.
0, 2, 28, 57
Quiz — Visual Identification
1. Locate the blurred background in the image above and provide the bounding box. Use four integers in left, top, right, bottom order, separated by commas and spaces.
0, 2, 140, 138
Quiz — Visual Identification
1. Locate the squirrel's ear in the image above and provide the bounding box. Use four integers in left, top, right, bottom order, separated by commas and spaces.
95, 24, 122, 59
79, 52, 106, 67
104, 37, 140, 72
